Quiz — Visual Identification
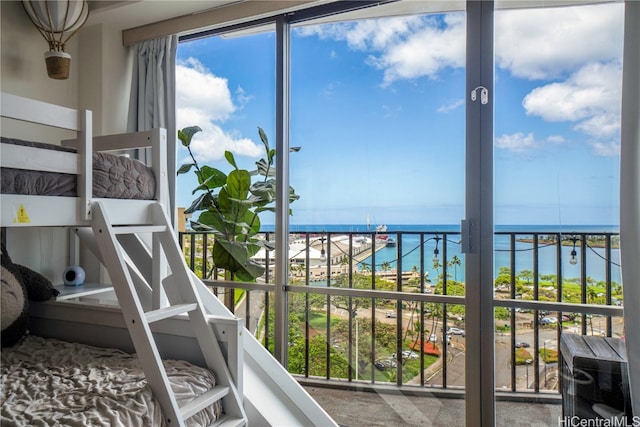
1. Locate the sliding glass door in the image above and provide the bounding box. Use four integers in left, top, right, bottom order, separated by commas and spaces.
493, 2, 624, 424
288, 2, 469, 420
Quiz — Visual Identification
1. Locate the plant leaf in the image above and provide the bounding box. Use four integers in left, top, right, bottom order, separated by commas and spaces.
225, 151, 238, 170
258, 127, 269, 149
184, 193, 214, 214
177, 163, 195, 175
227, 170, 251, 201
178, 126, 202, 147
199, 165, 227, 188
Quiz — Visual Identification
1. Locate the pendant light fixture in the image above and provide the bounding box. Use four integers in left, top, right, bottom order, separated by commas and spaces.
22, 0, 89, 80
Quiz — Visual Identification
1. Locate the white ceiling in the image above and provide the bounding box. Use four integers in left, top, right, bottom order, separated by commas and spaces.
87, 0, 241, 31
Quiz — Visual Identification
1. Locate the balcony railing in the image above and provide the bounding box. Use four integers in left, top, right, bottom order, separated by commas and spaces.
179, 229, 624, 398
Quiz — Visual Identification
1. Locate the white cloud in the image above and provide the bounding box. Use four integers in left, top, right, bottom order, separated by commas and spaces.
588, 140, 620, 157
546, 135, 565, 145
296, 14, 465, 86
186, 126, 262, 163
296, 3, 622, 87
495, 3, 623, 80
177, 58, 235, 122
496, 133, 567, 153
522, 62, 622, 140
496, 132, 537, 152
368, 14, 465, 86
437, 98, 464, 113
176, 58, 262, 162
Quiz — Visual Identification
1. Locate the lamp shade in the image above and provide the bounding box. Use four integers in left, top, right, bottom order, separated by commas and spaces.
22, 0, 89, 79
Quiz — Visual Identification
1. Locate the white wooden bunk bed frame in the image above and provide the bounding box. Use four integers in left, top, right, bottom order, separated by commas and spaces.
1, 92, 340, 427
0, 92, 247, 426
1, 92, 169, 227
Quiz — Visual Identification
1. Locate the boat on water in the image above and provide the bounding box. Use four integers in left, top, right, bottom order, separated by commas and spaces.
375, 224, 387, 233
385, 237, 396, 247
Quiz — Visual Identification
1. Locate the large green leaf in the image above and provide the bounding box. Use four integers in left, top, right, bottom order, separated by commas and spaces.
226, 170, 251, 201
217, 187, 233, 213
258, 127, 269, 150
177, 163, 195, 175
243, 209, 261, 237
184, 192, 214, 214
234, 260, 265, 282
178, 126, 202, 147
212, 240, 244, 273
225, 151, 238, 170
197, 210, 228, 236
199, 165, 227, 188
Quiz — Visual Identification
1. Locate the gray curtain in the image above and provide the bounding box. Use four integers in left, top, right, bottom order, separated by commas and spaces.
620, 0, 640, 411
127, 35, 177, 223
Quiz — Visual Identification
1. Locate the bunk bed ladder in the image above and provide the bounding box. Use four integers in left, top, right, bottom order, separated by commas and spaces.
90, 201, 247, 427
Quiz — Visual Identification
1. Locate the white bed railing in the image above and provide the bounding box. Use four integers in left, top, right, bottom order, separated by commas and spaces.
0, 92, 168, 227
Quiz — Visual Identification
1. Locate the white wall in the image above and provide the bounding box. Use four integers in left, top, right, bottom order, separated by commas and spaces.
78, 23, 132, 136
1, 2, 132, 137
0, 1, 80, 142
1, 2, 132, 283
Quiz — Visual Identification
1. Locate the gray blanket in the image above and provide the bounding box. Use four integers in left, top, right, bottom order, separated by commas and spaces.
1, 335, 222, 426
1, 137, 156, 200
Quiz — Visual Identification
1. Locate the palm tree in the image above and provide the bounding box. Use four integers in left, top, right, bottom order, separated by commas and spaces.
448, 255, 462, 283
381, 261, 392, 272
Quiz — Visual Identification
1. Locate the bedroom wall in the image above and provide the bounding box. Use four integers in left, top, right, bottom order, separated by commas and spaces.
0, 1, 80, 142
0, 1, 82, 280
78, 23, 132, 136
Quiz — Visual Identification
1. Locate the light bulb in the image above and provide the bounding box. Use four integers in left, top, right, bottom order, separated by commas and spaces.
569, 249, 577, 265
432, 248, 439, 264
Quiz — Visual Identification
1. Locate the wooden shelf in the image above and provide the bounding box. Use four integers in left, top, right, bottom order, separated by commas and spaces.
54, 283, 114, 301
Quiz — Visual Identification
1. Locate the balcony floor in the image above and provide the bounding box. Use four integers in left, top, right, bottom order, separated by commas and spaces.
303, 385, 562, 426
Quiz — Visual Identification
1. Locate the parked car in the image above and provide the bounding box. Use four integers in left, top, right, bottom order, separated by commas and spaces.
515, 342, 530, 348
392, 351, 419, 360
447, 327, 465, 336
385, 311, 397, 318
540, 316, 558, 324
429, 334, 438, 343
374, 358, 397, 371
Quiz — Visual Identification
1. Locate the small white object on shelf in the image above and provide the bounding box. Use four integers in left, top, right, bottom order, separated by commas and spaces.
62, 265, 85, 286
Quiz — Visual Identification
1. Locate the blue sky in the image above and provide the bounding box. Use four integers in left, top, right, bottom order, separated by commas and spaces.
175, 2, 623, 227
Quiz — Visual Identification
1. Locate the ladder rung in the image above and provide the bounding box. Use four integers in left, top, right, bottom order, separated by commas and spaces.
111, 225, 167, 234
180, 385, 230, 421
145, 303, 198, 323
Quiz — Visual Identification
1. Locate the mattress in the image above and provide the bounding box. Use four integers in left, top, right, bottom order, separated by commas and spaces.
0, 335, 223, 426
1, 137, 156, 200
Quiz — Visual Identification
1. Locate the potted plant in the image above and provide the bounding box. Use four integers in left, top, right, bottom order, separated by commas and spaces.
177, 126, 299, 286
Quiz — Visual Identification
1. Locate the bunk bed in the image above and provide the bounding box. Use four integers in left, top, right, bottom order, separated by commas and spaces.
0, 92, 168, 227
0, 92, 246, 426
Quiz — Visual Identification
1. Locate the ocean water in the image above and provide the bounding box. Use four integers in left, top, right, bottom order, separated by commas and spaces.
278, 224, 621, 284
